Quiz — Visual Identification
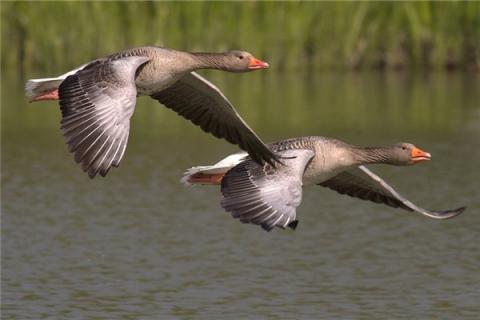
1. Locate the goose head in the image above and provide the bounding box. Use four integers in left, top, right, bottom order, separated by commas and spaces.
391, 143, 431, 165
223, 51, 269, 72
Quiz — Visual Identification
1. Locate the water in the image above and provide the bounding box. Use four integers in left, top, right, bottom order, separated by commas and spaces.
2, 71, 479, 319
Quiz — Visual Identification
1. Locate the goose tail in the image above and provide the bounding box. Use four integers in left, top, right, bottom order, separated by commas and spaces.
25, 63, 89, 100
25, 78, 64, 99
181, 152, 248, 186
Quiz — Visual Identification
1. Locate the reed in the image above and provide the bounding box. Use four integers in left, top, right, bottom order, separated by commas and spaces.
1, 1, 479, 77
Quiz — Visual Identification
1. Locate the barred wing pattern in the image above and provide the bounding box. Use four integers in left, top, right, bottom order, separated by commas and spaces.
221, 149, 314, 231
58, 56, 150, 178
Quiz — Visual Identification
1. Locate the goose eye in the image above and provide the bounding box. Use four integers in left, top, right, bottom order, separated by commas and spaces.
238, 56, 244, 60
402, 146, 406, 150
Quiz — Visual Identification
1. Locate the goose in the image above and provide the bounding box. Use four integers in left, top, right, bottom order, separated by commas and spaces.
25, 46, 276, 178
181, 136, 465, 231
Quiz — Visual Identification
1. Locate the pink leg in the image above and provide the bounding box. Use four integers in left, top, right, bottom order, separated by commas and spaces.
30, 88, 59, 102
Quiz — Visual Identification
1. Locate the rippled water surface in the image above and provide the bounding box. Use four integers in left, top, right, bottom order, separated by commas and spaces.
2, 72, 480, 319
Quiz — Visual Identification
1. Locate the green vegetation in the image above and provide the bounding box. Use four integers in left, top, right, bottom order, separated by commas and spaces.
1, 1, 479, 77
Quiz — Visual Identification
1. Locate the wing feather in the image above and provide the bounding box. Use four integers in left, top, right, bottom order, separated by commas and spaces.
319, 165, 465, 219
151, 72, 279, 167
221, 149, 314, 231
58, 56, 149, 178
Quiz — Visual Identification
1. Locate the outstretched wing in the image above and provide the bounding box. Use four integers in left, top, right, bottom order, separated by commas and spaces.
221, 149, 315, 231
151, 72, 279, 167
319, 165, 465, 219
58, 56, 150, 178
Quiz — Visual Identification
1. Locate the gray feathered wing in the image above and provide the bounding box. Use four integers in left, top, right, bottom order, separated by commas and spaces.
221, 149, 315, 231
58, 56, 150, 178
151, 72, 278, 167
319, 165, 465, 219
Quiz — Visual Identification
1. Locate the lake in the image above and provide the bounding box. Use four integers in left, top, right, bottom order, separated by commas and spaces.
2, 71, 479, 319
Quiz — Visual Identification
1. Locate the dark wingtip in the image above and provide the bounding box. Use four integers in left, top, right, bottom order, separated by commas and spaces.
261, 224, 274, 232
435, 206, 466, 220
254, 145, 283, 169
451, 206, 467, 215
288, 220, 299, 230
263, 152, 285, 169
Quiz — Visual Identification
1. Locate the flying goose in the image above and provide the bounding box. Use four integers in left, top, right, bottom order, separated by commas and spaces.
25, 46, 276, 177
182, 136, 465, 231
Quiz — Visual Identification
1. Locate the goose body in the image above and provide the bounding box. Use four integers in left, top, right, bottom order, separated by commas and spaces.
182, 136, 465, 231
25, 46, 275, 178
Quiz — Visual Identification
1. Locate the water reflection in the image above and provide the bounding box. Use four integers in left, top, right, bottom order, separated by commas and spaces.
2, 72, 479, 319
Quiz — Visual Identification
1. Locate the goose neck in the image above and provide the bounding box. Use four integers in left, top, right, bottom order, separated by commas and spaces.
189, 52, 229, 71
351, 146, 395, 165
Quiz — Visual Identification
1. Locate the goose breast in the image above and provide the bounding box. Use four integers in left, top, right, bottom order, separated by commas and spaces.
134, 50, 193, 95
302, 141, 358, 186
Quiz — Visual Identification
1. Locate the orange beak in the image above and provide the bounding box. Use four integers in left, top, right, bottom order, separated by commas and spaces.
248, 57, 269, 70
411, 146, 431, 163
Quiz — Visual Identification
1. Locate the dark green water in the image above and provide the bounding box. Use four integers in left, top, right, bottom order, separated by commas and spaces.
2, 71, 479, 319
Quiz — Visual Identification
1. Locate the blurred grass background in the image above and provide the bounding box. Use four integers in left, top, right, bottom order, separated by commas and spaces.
1, 1, 479, 78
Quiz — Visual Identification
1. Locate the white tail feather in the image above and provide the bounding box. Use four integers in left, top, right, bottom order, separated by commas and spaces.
25, 78, 63, 97
25, 63, 89, 97
181, 152, 247, 186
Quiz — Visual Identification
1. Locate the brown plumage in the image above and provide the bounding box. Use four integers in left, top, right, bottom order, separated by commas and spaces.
182, 136, 466, 231
25, 46, 276, 178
